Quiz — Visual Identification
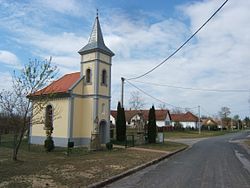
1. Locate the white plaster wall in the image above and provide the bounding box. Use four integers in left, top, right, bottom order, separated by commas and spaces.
110, 115, 115, 125
172, 121, 197, 128
156, 121, 165, 127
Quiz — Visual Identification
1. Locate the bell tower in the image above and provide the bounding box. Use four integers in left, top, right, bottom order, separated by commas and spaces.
78, 12, 114, 148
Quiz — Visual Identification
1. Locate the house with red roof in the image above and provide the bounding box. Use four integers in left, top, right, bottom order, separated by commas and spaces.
29, 14, 114, 148
110, 109, 172, 128
171, 112, 199, 129
202, 118, 219, 130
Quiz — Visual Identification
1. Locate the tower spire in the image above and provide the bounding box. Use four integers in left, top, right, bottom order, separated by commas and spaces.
78, 11, 114, 56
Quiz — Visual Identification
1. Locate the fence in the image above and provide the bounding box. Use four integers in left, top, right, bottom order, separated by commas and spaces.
125, 135, 135, 148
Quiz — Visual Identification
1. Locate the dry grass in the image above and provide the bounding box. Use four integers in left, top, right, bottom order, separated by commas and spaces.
0, 145, 166, 187
0, 133, 187, 187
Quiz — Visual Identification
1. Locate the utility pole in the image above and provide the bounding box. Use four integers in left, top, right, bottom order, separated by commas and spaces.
121, 77, 125, 108
198, 105, 201, 134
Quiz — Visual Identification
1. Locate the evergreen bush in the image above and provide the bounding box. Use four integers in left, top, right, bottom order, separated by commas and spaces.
44, 136, 55, 152
116, 102, 126, 142
68, 141, 74, 148
106, 142, 113, 150
147, 106, 157, 143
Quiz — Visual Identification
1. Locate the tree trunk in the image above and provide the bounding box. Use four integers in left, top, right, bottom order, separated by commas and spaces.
12, 134, 18, 161
12, 120, 27, 161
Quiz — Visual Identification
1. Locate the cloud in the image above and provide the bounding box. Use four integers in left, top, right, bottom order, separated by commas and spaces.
177, 0, 250, 89
108, 0, 250, 117
0, 0, 90, 75
51, 55, 80, 74
0, 50, 21, 68
20, 30, 86, 56
35, 0, 94, 17
103, 14, 188, 59
37, 0, 81, 15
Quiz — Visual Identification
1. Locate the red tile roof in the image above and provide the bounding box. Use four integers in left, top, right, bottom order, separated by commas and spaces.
171, 112, 198, 122
30, 72, 80, 96
111, 109, 171, 122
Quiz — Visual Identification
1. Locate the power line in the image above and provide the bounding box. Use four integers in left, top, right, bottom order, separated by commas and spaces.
132, 80, 250, 93
126, 79, 197, 110
126, 0, 229, 81
126, 80, 176, 108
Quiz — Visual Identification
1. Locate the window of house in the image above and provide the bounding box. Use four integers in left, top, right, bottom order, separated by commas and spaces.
86, 68, 91, 84
101, 69, 107, 85
165, 120, 171, 125
45, 105, 53, 129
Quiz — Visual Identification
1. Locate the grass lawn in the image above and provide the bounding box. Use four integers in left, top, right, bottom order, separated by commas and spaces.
164, 130, 237, 139
0, 134, 185, 187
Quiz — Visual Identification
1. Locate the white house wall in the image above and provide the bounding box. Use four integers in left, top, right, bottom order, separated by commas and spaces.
110, 115, 115, 125
172, 121, 197, 128
156, 121, 165, 127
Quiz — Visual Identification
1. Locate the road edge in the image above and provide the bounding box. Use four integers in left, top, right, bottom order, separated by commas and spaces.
87, 146, 189, 188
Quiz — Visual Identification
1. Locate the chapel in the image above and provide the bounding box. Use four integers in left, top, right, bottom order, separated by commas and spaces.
30, 14, 114, 147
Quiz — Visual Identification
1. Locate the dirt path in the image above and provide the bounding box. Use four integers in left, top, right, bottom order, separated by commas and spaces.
164, 137, 208, 146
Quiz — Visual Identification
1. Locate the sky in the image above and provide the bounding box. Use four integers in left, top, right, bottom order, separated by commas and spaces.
0, 0, 250, 119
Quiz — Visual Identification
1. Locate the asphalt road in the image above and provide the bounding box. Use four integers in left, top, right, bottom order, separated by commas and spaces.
105, 131, 250, 188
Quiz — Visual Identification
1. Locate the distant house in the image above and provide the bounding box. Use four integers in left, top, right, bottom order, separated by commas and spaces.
171, 112, 199, 129
202, 118, 218, 130
211, 118, 224, 129
202, 118, 218, 126
110, 109, 172, 128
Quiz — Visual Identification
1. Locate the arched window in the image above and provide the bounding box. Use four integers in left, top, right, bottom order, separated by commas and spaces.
101, 69, 107, 85
86, 68, 91, 84
45, 105, 53, 129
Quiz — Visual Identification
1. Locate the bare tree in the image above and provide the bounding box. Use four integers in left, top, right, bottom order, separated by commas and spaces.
219, 106, 231, 118
0, 57, 58, 160
218, 106, 231, 129
233, 114, 240, 130
171, 108, 183, 114
129, 91, 145, 110
158, 103, 167, 110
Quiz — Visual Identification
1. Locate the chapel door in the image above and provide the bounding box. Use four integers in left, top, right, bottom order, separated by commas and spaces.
99, 120, 107, 144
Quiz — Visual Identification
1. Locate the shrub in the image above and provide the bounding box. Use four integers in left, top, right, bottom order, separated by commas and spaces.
68, 141, 74, 148
174, 122, 183, 131
44, 136, 55, 152
106, 142, 113, 150
116, 102, 126, 142
147, 106, 157, 144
